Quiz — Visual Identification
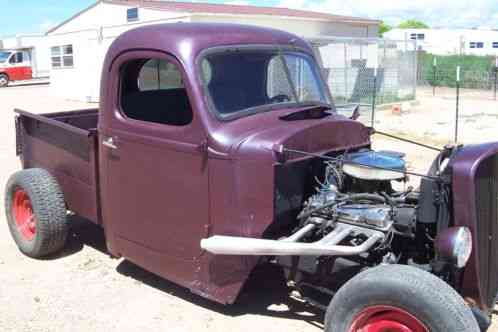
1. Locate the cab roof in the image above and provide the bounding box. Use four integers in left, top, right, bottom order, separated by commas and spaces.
105, 22, 313, 65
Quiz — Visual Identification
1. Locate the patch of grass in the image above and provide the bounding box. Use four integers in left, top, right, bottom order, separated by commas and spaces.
420, 53, 498, 89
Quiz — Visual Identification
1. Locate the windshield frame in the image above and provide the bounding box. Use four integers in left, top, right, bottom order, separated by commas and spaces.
197, 44, 334, 122
0, 51, 12, 63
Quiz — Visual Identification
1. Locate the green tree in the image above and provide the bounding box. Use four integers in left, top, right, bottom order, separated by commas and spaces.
379, 21, 392, 36
398, 19, 429, 29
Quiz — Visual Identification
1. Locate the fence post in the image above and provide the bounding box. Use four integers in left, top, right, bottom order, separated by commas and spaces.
495, 57, 498, 101
494, 67, 497, 101
455, 66, 461, 143
344, 43, 348, 101
371, 68, 377, 126
433, 57, 437, 96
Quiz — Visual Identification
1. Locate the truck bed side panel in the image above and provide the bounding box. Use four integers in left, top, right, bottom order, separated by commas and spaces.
16, 109, 101, 225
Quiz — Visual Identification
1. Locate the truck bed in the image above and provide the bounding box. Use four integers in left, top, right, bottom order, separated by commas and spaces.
15, 108, 101, 224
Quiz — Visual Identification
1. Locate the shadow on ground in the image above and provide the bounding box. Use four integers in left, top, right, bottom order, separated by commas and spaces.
59, 216, 324, 329
41, 215, 108, 260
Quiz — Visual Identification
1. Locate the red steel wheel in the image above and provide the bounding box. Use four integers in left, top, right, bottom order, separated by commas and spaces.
12, 188, 37, 241
325, 265, 480, 332
5, 168, 68, 258
349, 306, 428, 332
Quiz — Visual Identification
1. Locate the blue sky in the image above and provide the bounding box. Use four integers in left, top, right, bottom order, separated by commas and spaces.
1, 0, 497, 38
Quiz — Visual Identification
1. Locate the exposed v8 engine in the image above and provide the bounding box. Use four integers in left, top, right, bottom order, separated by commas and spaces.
300, 150, 418, 238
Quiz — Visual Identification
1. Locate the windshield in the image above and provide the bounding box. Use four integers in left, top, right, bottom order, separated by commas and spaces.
201, 48, 331, 120
0, 51, 11, 63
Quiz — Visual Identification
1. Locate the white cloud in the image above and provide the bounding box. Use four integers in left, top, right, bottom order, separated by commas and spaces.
276, 0, 498, 28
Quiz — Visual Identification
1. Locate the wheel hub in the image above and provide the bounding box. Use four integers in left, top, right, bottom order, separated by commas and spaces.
349, 306, 428, 332
12, 188, 37, 241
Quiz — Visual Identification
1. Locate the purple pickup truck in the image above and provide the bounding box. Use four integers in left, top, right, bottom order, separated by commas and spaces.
5, 23, 498, 332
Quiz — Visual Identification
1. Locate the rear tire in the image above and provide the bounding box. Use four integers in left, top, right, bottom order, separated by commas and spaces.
325, 264, 479, 332
5, 168, 68, 258
0, 73, 9, 87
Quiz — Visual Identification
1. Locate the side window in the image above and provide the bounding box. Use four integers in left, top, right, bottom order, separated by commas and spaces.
120, 58, 193, 126
9, 52, 23, 64
22, 51, 30, 62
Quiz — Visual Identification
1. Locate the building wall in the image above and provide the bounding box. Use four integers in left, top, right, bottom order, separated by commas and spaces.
47, 2, 192, 101
52, 2, 189, 34
192, 14, 378, 38
46, 2, 379, 102
385, 28, 498, 56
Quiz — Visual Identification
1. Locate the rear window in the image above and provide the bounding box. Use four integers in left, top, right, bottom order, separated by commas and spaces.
138, 59, 184, 91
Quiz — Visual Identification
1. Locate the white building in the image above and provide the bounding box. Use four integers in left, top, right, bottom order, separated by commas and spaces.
0, 34, 51, 78
385, 28, 498, 56
44, 0, 380, 102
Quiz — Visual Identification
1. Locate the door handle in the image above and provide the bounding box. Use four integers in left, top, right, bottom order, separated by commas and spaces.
102, 137, 118, 150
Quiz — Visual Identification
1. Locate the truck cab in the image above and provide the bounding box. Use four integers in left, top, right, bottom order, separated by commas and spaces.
0, 49, 33, 86
6, 23, 498, 332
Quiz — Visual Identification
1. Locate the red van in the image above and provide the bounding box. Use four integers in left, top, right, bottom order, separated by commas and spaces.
0, 50, 34, 87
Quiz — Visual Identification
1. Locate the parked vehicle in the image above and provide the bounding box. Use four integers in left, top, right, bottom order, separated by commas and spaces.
0, 49, 47, 87
5, 23, 498, 332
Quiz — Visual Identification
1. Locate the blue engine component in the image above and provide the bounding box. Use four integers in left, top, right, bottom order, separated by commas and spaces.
343, 150, 407, 180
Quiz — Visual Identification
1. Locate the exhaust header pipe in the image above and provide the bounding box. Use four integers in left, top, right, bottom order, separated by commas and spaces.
200, 224, 384, 257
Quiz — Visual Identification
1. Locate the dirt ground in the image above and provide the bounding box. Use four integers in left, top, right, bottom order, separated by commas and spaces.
373, 86, 498, 146
0, 84, 497, 331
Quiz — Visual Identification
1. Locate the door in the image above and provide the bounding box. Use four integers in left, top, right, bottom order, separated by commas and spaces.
100, 51, 209, 283
7, 51, 32, 81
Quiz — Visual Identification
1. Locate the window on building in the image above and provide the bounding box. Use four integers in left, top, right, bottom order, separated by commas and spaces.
470, 42, 484, 49
493, 42, 498, 49
127, 7, 139, 22
410, 33, 425, 40
120, 58, 192, 126
51, 45, 73, 68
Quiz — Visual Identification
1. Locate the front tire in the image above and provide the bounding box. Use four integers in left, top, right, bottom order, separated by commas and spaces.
0, 73, 9, 87
325, 264, 479, 332
5, 168, 68, 258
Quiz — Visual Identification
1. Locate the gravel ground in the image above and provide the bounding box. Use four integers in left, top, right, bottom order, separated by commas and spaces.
0, 84, 497, 331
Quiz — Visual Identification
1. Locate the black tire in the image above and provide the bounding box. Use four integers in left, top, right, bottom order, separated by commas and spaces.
0, 73, 9, 87
325, 264, 479, 332
5, 168, 68, 258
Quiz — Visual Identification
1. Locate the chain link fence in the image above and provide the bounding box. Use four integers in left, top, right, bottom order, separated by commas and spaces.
417, 53, 498, 100
308, 37, 417, 124
416, 55, 498, 144
309, 36, 498, 145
